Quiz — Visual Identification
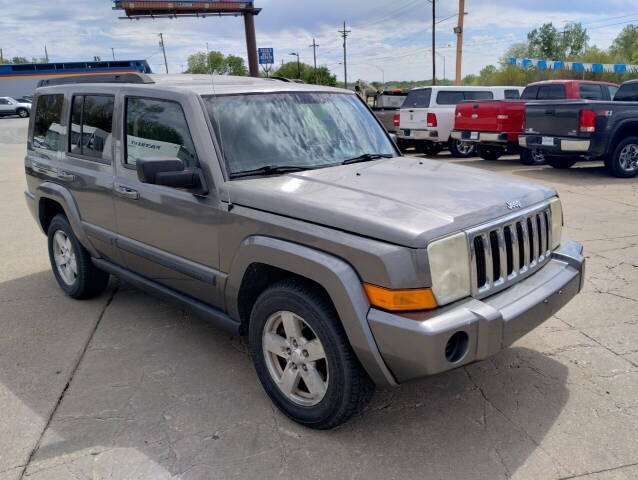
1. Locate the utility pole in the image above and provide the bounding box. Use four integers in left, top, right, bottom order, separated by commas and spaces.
0, 48, 3, 64
338, 21, 351, 89
310, 38, 319, 84
44, 45, 49, 63
454, 0, 465, 85
159, 33, 168, 73
431, 1, 436, 85
111, 48, 116, 61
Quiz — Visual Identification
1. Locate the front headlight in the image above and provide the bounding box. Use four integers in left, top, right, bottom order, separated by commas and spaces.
549, 197, 563, 250
427, 232, 471, 306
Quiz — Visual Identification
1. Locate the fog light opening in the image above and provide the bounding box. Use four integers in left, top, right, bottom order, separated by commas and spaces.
445, 331, 469, 363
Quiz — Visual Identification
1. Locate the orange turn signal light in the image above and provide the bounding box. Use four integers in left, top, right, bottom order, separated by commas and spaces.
363, 284, 438, 311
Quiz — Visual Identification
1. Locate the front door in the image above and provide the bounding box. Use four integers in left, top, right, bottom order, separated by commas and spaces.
112, 94, 224, 307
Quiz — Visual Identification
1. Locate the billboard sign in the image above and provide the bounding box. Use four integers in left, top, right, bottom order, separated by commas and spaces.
113, 1, 254, 15
258, 48, 274, 65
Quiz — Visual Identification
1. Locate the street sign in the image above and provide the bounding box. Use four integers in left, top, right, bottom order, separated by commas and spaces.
258, 48, 274, 65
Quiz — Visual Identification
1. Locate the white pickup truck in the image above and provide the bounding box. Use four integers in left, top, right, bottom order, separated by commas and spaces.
397, 86, 523, 157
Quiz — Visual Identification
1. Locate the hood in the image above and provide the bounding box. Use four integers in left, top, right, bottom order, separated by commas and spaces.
223, 157, 556, 248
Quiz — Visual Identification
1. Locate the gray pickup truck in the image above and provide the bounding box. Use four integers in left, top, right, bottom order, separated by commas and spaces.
24, 73, 584, 429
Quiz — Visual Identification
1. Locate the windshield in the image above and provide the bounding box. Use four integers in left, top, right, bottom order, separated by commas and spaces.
204, 92, 396, 177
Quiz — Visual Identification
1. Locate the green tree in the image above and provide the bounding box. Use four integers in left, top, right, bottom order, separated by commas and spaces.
184, 50, 248, 76
609, 25, 638, 63
526, 22, 588, 60
274, 61, 307, 80
272, 62, 337, 86
11, 56, 29, 64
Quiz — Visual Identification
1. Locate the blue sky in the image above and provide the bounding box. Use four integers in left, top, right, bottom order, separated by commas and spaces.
1, 0, 637, 81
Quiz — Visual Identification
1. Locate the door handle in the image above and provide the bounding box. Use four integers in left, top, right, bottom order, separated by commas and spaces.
57, 171, 76, 182
115, 185, 140, 200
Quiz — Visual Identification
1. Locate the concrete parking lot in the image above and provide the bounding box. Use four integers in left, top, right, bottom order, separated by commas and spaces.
1, 117, 637, 480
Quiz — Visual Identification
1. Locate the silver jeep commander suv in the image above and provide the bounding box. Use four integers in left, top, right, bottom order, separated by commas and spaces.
24, 73, 584, 429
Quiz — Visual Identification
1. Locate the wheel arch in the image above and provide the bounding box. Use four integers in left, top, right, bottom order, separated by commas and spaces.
608, 121, 638, 153
226, 236, 397, 387
34, 182, 99, 257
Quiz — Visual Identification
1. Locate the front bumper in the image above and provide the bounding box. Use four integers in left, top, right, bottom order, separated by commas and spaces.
519, 135, 591, 153
367, 239, 584, 384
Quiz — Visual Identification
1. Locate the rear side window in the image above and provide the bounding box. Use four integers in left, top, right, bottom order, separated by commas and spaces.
125, 97, 199, 168
504, 89, 520, 99
404, 89, 431, 108
33, 94, 64, 152
537, 84, 566, 100
69, 95, 114, 162
520, 86, 538, 100
578, 84, 604, 100
465, 91, 493, 101
614, 82, 638, 101
436, 91, 465, 105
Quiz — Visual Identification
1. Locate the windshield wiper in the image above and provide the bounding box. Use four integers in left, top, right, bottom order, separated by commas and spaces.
230, 165, 311, 179
341, 153, 394, 165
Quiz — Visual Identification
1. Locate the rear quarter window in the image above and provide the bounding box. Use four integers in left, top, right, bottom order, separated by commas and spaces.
436, 91, 466, 105
465, 91, 493, 101
403, 89, 431, 108
33, 94, 65, 153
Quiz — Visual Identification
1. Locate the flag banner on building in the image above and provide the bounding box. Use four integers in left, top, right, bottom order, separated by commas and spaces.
509, 57, 638, 73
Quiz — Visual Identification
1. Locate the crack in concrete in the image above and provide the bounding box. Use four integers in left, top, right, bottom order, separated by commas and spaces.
17, 286, 118, 480
557, 461, 638, 479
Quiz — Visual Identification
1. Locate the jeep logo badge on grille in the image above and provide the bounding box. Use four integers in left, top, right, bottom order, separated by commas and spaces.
506, 200, 522, 210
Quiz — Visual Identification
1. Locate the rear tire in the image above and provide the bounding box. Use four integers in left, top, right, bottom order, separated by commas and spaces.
546, 157, 577, 169
477, 145, 506, 161
415, 141, 442, 156
249, 279, 375, 429
606, 136, 638, 178
448, 139, 476, 158
520, 148, 546, 165
47, 214, 110, 299
16, 108, 29, 118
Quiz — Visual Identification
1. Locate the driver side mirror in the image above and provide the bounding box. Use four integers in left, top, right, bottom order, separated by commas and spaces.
136, 157, 208, 195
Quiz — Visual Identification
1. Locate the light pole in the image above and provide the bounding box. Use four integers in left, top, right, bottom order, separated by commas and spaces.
289, 51, 300, 79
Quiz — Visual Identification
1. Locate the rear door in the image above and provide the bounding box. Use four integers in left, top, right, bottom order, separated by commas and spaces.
112, 91, 226, 307
399, 88, 431, 130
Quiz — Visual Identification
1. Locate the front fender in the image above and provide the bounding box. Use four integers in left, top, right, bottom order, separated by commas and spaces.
225, 235, 397, 387
33, 182, 99, 258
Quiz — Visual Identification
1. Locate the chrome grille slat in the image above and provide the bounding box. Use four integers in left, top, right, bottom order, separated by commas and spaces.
466, 202, 553, 299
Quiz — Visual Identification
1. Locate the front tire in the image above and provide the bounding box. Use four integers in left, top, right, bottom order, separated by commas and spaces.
448, 139, 476, 158
606, 136, 638, 178
47, 214, 109, 299
16, 108, 29, 118
477, 145, 506, 160
520, 148, 546, 165
249, 280, 374, 429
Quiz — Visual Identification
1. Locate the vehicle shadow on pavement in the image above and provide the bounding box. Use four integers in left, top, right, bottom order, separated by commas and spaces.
1, 271, 569, 479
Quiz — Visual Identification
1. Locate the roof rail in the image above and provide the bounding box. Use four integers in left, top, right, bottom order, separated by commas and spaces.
37, 72, 155, 88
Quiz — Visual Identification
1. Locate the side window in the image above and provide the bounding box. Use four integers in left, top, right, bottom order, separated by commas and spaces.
69, 95, 114, 162
33, 94, 64, 152
0, 98, 10, 105
520, 86, 538, 100
436, 91, 465, 105
578, 84, 604, 100
537, 84, 566, 100
125, 97, 199, 168
504, 89, 520, 99
465, 91, 493, 101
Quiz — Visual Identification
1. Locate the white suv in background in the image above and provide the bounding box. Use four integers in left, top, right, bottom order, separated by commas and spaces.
396, 86, 522, 157
0, 96, 31, 118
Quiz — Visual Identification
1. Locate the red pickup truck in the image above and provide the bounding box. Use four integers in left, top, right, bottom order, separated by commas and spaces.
451, 80, 619, 164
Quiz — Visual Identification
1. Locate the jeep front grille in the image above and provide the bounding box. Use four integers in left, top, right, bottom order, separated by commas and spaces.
467, 203, 552, 298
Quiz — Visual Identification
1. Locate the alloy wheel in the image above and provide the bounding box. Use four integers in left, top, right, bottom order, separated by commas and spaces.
618, 143, 638, 173
52, 230, 78, 286
262, 310, 329, 406
456, 140, 475, 156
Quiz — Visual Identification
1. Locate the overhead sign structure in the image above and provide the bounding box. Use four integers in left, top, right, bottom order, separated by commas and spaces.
113, 1, 262, 77
258, 48, 273, 65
